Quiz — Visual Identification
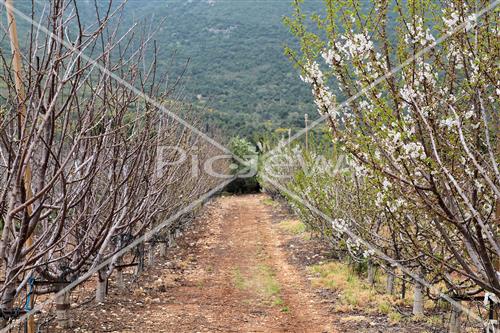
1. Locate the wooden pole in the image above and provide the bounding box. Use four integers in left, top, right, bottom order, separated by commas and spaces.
304, 114, 309, 152
4, 1, 35, 332
495, 153, 499, 328
494, 127, 500, 328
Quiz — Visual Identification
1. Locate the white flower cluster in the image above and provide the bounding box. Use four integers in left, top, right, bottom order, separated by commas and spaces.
442, 3, 478, 32
345, 237, 362, 253
300, 61, 336, 116
347, 156, 368, 177
375, 182, 407, 213
382, 178, 391, 191
332, 218, 348, 233
405, 17, 436, 46
364, 51, 387, 80
443, 11, 460, 29
402, 141, 427, 160
386, 197, 405, 214
323, 31, 387, 90
299, 61, 322, 85
322, 47, 342, 66
338, 33, 373, 60
415, 60, 437, 88
358, 100, 374, 114
399, 60, 438, 113
362, 248, 375, 258
442, 4, 481, 71
375, 191, 385, 208
400, 84, 418, 104
439, 116, 459, 128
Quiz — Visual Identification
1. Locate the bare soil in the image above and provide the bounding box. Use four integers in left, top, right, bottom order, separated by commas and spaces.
43, 194, 336, 332
41, 194, 448, 333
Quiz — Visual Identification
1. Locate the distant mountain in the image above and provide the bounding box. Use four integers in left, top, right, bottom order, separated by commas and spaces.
3, 0, 324, 141
117, 0, 324, 140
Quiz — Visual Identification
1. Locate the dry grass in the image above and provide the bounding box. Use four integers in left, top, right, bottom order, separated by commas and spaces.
340, 315, 368, 323
309, 262, 378, 307
309, 261, 403, 321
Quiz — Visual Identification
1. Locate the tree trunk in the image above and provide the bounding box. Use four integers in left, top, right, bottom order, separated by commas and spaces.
116, 268, 125, 290
386, 272, 395, 295
449, 303, 462, 333
159, 242, 167, 257
96, 274, 108, 303
401, 277, 406, 299
0, 283, 16, 328
55, 290, 71, 328
148, 243, 155, 266
168, 231, 175, 248
367, 260, 376, 286
413, 276, 424, 316
135, 243, 145, 276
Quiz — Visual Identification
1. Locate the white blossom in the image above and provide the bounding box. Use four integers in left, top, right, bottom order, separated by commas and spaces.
440, 117, 459, 128
402, 142, 426, 160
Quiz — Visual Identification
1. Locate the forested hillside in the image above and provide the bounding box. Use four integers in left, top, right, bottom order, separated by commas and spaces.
120, 0, 323, 139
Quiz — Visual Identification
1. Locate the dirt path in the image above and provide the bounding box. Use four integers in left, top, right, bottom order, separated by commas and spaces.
59, 194, 336, 332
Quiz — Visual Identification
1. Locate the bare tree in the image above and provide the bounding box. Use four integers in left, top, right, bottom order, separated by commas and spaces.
0, 0, 228, 327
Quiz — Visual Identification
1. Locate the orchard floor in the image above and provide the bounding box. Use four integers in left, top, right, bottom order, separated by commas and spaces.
43, 194, 447, 333
43, 194, 334, 332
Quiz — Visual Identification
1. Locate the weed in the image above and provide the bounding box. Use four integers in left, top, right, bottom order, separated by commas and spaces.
232, 267, 246, 290
426, 315, 442, 326
388, 311, 403, 324
278, 219, 306, 235
309, 261, 416, 325
378, 301, 392, 314
272, 297, 284, 306
258, 264, 281, 297
411, 314, 425, 322
261, 198, 278, 207
309, 262, 375, 307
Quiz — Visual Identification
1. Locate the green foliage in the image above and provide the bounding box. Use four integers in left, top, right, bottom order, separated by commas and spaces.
278, 219, 307, 235
226, 136, 259, 193
3, 1, 328, 140
279, 0, 500, 314
119, 0, 326, 139
228, 136, 257, 170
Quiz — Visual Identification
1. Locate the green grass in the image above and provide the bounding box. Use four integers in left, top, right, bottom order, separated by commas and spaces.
232, 268, 246, 290
232, 264, 286, 310
278, 219, 306, 235
257, 264, 281, 301
388, 310, 403, 324
280, 305, 290, 313
425, 315, 442, 326
261, 198, 279, 207
309, 261, 396, 315
378, 300, 392, 314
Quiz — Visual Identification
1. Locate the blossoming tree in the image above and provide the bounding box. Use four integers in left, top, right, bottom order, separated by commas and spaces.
283, 0, 499, 313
